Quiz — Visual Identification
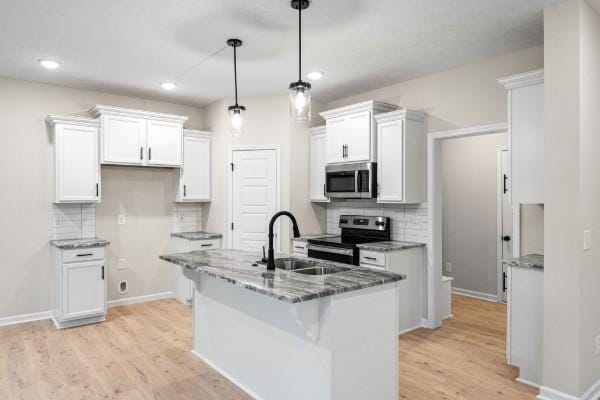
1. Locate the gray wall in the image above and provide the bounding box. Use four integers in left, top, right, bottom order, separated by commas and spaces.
441, 133, 507, 296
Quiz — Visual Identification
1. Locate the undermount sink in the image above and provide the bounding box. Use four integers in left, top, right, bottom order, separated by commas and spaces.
254, 257, 350, 275
292, 266, 351, 276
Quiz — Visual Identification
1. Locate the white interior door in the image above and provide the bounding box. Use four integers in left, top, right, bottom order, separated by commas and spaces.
232, 149, 278, 252
499, 149, 512, 303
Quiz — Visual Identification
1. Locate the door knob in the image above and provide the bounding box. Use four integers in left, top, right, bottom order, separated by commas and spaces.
503, 236, 511, 242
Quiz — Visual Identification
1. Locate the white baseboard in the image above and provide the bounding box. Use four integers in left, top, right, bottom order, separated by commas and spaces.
516, 377, 541, 389
582, 378, 600, 400
0, 310, 52, 327
192, 349, 264, 400
537, 386, 579, 400
107, 291, 173, 308
452, 287, 498, 303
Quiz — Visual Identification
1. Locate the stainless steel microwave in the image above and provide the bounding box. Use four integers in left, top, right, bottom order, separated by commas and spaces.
325, 162, 377, 199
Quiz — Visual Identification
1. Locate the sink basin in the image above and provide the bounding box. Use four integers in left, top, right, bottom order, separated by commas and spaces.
255, 257, 316, 271
292, 266, 350, 276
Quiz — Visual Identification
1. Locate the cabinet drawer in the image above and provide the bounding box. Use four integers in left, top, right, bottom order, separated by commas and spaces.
291, 240, 308, 255
63, 247, 105, 263
359, 250, 386, 267
190, 239, 221, 251
360, 263, 387, 271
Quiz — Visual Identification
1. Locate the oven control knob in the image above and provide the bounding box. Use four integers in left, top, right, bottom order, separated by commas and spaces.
375, 221, 385, 227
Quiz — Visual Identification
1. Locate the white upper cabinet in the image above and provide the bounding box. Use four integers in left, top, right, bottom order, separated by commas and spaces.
47, 115, 101, 203
90, 105, 188, 168
177, 130, 212, 202
320, 100, 397, 164
375, 110, 425, 204
147, 119, 182, 166
309, 126, 329, 202
499, 70, 544, 204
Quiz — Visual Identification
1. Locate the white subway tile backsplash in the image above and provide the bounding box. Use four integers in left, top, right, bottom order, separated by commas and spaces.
326, 199, 429, 244
171, 203, 203, 233
52, 203, 97, 240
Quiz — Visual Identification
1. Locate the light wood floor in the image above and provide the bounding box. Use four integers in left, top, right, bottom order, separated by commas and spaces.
0, 295, 538, 399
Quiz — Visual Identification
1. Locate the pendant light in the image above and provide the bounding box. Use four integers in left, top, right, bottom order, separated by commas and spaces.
227, 38, 245, 137
289, 0, 311, 123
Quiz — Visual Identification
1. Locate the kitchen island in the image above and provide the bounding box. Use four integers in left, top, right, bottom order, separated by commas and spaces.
160, 249, 404, 400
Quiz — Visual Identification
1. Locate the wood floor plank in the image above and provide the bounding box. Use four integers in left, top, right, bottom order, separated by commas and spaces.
0, 295, 537, 399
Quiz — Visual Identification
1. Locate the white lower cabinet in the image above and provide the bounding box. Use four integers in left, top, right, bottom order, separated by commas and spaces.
52, 246, 107, 329
506, 265, 543, 386
170, 236, 222, 305
360, 246, 424, 334
177, 130, 212, 202
46, 115, 101, 203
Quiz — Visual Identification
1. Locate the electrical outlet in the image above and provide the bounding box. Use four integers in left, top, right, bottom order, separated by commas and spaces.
118, 214, 126, 225
584, 230, 592, 251
119, 280, 128, 294
53, 215, 63, 227
595, 334, 600, 356
117, 258, 127, 271
445, 262, 452, 273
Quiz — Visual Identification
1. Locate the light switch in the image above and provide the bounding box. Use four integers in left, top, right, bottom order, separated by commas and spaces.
584, 230, 592, 251
118, 214, 126, 225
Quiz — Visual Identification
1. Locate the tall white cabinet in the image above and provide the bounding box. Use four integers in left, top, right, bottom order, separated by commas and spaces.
89, 105, 188, 167
375, 110, 425, 204
46, 115, 101, 203
320, 101, 398, 164
177, 130, 212, 202
309, 126, 329, 202
499, 69, 544, 204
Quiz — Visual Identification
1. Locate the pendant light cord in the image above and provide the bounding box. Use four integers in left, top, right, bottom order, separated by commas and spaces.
298, 3, 302, 81
233, 44, 239, 105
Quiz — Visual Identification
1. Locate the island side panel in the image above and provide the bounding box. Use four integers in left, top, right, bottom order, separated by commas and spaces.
330, 282, 399, 400
192, 275, 333, 400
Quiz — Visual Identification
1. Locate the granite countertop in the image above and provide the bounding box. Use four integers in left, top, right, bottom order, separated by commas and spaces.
160, 249, 405, 304
293, 234, 339, 243
356, 241, 426, 252
50, 238, 110, 249
503, 254, 544, 270
171, 231, 223, 241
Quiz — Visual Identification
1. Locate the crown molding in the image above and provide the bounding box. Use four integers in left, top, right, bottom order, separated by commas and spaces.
183, 128, 213, 139
308, 125, 326, 135
45, 114, 101, 128
319, 100, 398, 120
89, 104, 189, 123
498, 69, 544, 90
374, 109, 426, 123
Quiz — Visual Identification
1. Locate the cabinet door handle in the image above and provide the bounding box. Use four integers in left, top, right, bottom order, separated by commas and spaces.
149, 147, 152, 161
76, 253, 93, 257
183, 184, 187, 197
140, 147, 143, 160
201, 243, 213, 247
502, 272, 507, 292
96, 183, 99, 197
294, 245, 304, 250
323, 183, 326, 197
364, 256, 377, 261
503, 174, 508, 194
101, 265, 105, 280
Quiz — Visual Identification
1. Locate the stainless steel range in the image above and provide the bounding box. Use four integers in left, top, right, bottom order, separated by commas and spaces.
307, 215, 390, 265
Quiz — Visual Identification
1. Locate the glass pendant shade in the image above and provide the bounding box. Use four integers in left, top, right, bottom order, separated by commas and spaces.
228, 105, 246, 137
289, 80, 311, 123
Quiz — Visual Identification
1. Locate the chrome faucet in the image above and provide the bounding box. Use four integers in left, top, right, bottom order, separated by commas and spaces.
267, 211, 301, 271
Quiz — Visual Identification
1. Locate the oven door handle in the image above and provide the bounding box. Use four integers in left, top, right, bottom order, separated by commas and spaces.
307, 245, 354, 256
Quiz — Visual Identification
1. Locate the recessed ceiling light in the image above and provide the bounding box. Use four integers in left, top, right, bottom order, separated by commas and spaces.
39, 59, 61, 70
160, 82, 176, 91
307, 71, 323, 80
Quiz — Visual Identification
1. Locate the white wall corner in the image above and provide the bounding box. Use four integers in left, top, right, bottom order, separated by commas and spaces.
537, 386, 580, 400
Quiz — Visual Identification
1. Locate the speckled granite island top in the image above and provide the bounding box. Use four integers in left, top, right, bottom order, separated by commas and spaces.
160, 249, 405, 303
356, 241, 425, 252
171, 231, 223, 240
503, 254, 544, 270
50, 238, 110, 249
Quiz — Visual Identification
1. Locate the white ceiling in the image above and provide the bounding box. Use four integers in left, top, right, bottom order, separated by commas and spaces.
0, 0, 558, 107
